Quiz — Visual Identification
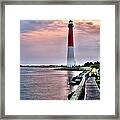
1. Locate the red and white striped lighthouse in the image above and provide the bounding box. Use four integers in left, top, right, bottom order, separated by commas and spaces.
67, 20, 75, 67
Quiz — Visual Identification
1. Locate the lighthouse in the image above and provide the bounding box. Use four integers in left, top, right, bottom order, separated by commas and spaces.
67, 20, 75, 67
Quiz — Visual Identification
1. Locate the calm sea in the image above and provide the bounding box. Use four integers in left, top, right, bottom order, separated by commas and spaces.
20, 67, 81, 100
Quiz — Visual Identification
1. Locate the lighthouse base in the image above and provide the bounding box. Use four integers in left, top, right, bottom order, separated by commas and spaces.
67, 46, 75, 67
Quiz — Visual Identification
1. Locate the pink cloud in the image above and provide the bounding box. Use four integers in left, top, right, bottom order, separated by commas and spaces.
20, 20, 100, 64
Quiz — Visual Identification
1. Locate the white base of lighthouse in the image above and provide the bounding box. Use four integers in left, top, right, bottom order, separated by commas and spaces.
67, 46, 75, 67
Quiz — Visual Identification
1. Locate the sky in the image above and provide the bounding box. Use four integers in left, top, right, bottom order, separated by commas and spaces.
20, 20, 100, 65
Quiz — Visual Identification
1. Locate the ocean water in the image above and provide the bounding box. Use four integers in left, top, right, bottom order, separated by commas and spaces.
20, 67, 81, 100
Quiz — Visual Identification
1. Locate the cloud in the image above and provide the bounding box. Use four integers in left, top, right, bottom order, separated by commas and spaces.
20, 20, 67, 33
75, 20, 100, 35
20, 20, 100, 64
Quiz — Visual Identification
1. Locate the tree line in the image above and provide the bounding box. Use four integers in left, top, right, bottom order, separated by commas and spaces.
83, 61, 100, 69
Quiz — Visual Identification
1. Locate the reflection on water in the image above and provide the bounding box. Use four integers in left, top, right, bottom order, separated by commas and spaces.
67, 71, 80, 93
20, 67, 81, 100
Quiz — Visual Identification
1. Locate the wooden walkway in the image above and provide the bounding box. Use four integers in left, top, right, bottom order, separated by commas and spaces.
84, 77, 100, 100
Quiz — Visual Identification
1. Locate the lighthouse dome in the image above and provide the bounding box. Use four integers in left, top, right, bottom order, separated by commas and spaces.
69, 20, 73, 24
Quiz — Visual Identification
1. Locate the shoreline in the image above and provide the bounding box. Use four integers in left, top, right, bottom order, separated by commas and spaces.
20, 65, 90, 71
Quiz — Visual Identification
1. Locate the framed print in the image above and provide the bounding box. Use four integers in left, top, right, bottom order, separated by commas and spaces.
0, 0, 119, 119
